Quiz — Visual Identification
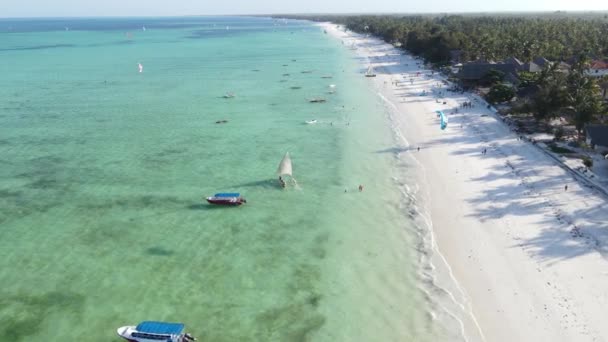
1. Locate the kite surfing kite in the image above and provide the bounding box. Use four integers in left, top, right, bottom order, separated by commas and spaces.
436, 110, 448, 130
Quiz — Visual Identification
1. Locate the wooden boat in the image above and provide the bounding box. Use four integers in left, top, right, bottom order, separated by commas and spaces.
277, 152, 298, 188
206, 193, 246, 206
308, 98, 326, 103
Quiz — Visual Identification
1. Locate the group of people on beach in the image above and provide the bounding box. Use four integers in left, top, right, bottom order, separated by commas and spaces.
462, 101, 474, 108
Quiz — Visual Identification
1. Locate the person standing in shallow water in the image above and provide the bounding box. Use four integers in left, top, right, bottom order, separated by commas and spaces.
359, 185, 364, 192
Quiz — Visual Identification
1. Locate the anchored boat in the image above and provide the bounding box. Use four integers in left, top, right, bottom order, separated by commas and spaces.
117, 321, 197, 342
277, 152, 298, 188
308, 97, 326, 103
206, 193, 247, 206
365, 65, 376, 77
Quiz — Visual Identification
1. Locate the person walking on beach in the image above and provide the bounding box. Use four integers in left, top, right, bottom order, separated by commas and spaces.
565, 185, 568, 191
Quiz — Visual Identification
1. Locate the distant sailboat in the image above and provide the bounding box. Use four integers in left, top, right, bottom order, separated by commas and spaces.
142, 26, 146, 31
138, 63, 143, 73
277, 152, 297, 188
365, 65, 376, 77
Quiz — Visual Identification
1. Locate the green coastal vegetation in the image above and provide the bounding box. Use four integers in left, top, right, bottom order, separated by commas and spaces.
281, 13, 608, 140
287, 13, 608, 64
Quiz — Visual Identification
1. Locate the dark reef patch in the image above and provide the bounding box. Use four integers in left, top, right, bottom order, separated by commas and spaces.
0, 44, 75, 52
146, 246, 175, 256
0, 291, 84, 341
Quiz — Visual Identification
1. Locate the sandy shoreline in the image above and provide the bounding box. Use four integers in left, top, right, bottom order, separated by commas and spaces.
321, 22, 608, 341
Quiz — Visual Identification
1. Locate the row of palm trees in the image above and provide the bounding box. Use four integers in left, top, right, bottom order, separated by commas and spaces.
288, 14, 608, 65
341, 15, 608, 64
523, 58, 605, 133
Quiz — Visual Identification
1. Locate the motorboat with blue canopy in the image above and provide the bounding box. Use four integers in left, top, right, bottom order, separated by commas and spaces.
206, 192, 247, 206
117, 321, 197, 342
137, 321, 184, 335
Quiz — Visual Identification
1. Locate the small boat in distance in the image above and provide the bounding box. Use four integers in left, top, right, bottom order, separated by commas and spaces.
308, 98, 326, 103
365, 65, 376, 77
206, 193, 247, 206
305, 119, 318, 124
223, 92, 235, 98
117, 321, 197, 342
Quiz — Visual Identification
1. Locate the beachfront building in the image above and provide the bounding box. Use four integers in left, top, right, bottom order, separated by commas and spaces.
586, 60, 608, 77
585, 125, 608, 150
450, 49, 463, 64
556, 61, 572, 73
521, 57, 551, 72
457, 56, 555, 85
458, 56, 560, 78
600, 79, 608, 100
457, 58, 519, 85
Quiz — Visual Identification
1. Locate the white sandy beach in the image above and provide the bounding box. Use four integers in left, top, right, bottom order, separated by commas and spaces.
322, 22, 608, 342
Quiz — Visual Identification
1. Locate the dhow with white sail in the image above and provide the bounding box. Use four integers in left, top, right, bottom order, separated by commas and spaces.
277, 152, 297, 188
365, 65, 376, 77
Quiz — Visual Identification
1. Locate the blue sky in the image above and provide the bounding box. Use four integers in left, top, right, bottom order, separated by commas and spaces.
1, 0, 606, 17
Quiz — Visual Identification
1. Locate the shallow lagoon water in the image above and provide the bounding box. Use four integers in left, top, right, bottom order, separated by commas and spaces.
0, 17, 431, 341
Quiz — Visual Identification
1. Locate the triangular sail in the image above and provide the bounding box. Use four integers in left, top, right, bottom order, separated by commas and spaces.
365, 65, 376, 77
277, 152, 293, 177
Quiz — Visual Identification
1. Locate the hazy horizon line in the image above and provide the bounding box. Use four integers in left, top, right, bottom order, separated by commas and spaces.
2, 9, 607, 20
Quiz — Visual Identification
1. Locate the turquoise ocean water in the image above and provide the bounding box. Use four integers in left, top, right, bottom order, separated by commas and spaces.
0, 17, 430, 341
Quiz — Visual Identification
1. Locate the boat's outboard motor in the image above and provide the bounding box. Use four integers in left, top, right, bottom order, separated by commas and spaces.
184, 333, 197, 341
